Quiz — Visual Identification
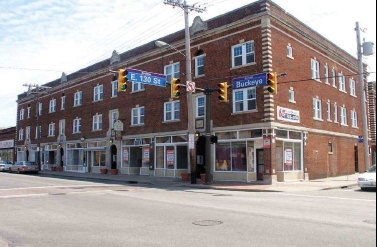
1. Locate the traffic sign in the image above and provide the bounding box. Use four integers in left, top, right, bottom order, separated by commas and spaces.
232, 72, 268, 90
186, 81, 196, 92
127, 68, 167, 87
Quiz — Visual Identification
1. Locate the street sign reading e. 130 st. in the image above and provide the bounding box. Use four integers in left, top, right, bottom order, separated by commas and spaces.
127, 68, 167, 87
232, 72, 267, 90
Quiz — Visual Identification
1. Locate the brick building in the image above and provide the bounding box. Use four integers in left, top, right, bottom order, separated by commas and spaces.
16, 0, 372, 183
0, 127, 16, 163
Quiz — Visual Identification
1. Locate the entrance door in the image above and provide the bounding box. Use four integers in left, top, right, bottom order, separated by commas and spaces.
256, 149, 264, 181
354, 146, 359, 173
111, 145, 117, 169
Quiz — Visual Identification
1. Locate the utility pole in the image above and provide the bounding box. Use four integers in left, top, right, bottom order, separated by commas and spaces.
164, 0, 206, 184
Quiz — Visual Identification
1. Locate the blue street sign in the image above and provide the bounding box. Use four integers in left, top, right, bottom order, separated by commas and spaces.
127, 68, 167, 87
232, 72, 267, 90
358, 136, 363, 143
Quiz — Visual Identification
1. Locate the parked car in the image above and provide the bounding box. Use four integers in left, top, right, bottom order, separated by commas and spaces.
10, 161, 39, 174
358, 165, 376, 191
0, 160, 13, 172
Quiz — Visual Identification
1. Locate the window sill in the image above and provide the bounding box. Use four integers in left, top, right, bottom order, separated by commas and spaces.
327, 120, 332, 122
73, 105, 82, 108
339, 90, 347, 94
289, 100, 296, 104
313, 118, 324, 122
230, 62, 256, 70
163, 120, 181, 124
351, 94, 357, 98
93, 99, 104, 103
131, 124, 145, 127
352, 126, 359, 129
287, 56, 294, 60
131, 89, 146, 94
232, 110, 258, 115
340, 124, 349, 127
194, 74, 205, 79
72, 132, 82, 134
92, 129, 103, 132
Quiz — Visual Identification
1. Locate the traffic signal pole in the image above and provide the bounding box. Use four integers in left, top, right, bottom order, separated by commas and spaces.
204, 85, 213, 184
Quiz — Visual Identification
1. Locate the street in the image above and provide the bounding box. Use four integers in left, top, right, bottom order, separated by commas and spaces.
0, 172, 376, 247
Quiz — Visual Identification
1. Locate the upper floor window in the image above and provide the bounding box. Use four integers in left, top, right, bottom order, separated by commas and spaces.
110, 111, 118, 129
351, 110, 358, 128
132, 107, 145, 126
26, 126, 30, 140
340, 107, 347, 126
324, 64, 329, 84
39, 103, 43, 116
327, 102, 331, 121
49, 99, 56, 113
349, 78, 356, 96
92, 114, 103, 131
74, 91, 83, 107
196, 96, 205, 118
332, 68, 337, 87
19, 129, 24, 141
73, 118, 82, 133
311, 59, 320, 81
59, 120, 65, 136
232, 41, 255, 67
287, 44, 293, 58
233, 88, 257, 113
94, 85, 104, 102
289, 88, 295, 103
19, 108, 25, 120
313, 98, 322, 120
338, 73, 346, 92
27, 107, 31, 119
165, 63, 180, 83
132, 82, 145, 92
48, 123, 55, 137
195, 52, 205, 77
334, 104, 338, 123
112, 80, 118, 98
164, 101, 180, 121
61, 96, 66, 110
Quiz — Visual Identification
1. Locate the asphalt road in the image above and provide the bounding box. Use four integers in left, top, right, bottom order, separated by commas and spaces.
0, 172, 375, 247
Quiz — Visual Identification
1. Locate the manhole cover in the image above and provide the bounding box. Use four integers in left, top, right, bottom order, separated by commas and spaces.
192, 220, 223, 227
364, 220, 376, 225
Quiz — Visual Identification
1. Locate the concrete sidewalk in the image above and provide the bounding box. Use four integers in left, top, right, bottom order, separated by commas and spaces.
37, 170, 360, 192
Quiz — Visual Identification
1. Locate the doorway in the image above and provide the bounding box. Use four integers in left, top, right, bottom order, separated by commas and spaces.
354, 145, 359, 173
256, 149, 264, 181
26, 150, 29, 161
111, 145, 117, 169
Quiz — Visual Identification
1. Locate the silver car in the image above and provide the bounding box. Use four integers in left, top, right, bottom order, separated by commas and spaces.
11, 161, 39, 174
358, 165, 376, 191
0, 161, 13, 172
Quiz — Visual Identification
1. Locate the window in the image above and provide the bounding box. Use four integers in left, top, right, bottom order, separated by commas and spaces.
313, 98, 322, 120
19, 109, 25, 120
351, 110, 358, 127
19, 129, 24, 141
27, 107, 31, 118
232, 41, 255, 67
340, 107, 347, 126
233, 88, 257, 113
289, 88, 295, 103
112, 80, 118, 98
195, 55, 205, 77
287, 44, 293, 58
196, 96, 205, 118
94, 85, 103, 102
61, 96, 66, 110
132, 107, 145, 126
110, 111, 118, 129
59, 120, 65, 135
92, 114, 103, 131
35, 126, 41, 139
74, 91, 82, 106
73, 118, 81, 133
311, 59, 320, 81
324, 65, 329, 84
349, 79, 356, 96
26, 126, 30, 140
339, 73, 346, 92
165, 63, 180, 83
48, 123, 55, 136
132, 82, 145, 92
215, 142, 247, 172
334, 104, 338, 123
49, 99, 56, 113
327, 102, 331, 121
332, 69, 336, 87
39, 103, 42, 115
164, 101, 180, 121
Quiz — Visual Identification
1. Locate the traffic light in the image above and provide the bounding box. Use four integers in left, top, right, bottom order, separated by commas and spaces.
267, 72, 277, 94
171, 78, 181, 99
118, 69, 128, 92
218, 82, 228, 102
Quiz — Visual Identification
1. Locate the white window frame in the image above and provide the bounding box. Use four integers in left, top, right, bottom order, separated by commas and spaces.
164, 62, 180, 83
94, 85, 104, 102
48, 123, 55, 137
19, 129, 24, 141
287, 44, 293, 58
195, 55, 205, 77
39, 103, 42, 116
338, 73, 346, 92
61, 96, 66, 110
311, 59, 320, 81
27, 107, 31, 119
327, 102, 332, 121
233, 88, 257, 113
111, 80, 118, 98
324, 64, 329, 84
334, 104, 338, 123
110, 111, 118, 129
289, 88, 295, 103
349, 78, 356, 96
164, 101, 180, 122
132, 82, 145, 92
59, 120, 65, 136
351, 110, 358, 128
92, 114, 103, 131
49, 99, 56, 113
232, 41, 255, 68
332, 69, 337, 87
74, 91, 83, 107
26, 126, 30, 140
196, 96, 205, 118
19, 109, 25, 120
313, 98, 322, 120
132, 107, 145, 126
73, 118, 82, 134
340, 107, 347, 126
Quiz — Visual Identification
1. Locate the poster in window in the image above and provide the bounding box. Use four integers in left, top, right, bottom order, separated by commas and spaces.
285, 149, 293, 166
143, 147, 150, 163
167, 150, 174, 166
123, 148, 129, 162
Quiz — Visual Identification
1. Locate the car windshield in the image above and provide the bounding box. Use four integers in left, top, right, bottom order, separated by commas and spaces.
25, 162, 37, 166
367, 166, 376, 173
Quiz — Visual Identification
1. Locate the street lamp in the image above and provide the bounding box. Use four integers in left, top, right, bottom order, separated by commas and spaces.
155, 41, 187, 58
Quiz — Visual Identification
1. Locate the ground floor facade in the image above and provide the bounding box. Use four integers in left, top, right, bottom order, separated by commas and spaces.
18, 123, 369, 184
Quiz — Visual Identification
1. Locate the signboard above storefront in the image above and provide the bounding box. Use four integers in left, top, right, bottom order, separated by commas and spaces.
277, 106, 300, 123
0, 140, 14, 149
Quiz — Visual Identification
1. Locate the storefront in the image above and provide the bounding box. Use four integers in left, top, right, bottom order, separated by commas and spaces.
121, 137, 153, 176
0, 139, 15, 163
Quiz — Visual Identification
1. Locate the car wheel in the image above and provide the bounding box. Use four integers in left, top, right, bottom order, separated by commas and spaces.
17, 169, 21, 174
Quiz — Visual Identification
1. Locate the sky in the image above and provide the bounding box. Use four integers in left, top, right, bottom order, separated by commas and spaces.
0, 0, 376, 128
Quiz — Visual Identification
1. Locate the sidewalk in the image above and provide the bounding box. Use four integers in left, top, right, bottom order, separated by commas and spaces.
38, 170, 360, 192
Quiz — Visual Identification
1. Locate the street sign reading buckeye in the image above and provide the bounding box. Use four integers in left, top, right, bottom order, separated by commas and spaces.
232, 72, 268, 89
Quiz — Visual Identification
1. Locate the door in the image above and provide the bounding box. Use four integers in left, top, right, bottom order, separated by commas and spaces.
354, 146, 359, 173
256, 149, 264, 181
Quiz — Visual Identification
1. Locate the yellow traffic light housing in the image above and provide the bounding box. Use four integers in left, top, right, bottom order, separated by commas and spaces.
171, 78, 181, 99
118, 69, 128, 92
218, 82, 228, 102
267, 72, 277, 94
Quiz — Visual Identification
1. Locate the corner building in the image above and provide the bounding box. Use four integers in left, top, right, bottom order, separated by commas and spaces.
16, 0, 371, 183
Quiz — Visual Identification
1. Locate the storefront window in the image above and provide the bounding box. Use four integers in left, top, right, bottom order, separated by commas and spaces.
93, 151, 106, 167
122, 147, 130, 167
289, 131, 302, 140
284, 142, 302, 171
276, 130, 288, 138
176, 146, 188, 169
67, 149, 84, 166
239, 129, 263, 139
217, 132, 237, 140
231, 142, 247, 171
216, 143, 231, 171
